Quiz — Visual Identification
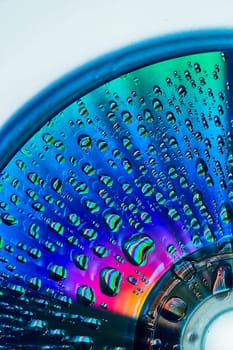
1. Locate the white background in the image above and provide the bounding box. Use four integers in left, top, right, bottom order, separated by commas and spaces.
1, 0, 233, 126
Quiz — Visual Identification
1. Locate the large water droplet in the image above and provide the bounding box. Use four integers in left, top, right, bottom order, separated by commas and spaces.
48, 263, 67, 281
76, 285, 96, 306
172, 259, 196, 282
159, 297, 187, 322
212, 264, 233, 294
123, 234, 155, 266
100, 267, 123, 296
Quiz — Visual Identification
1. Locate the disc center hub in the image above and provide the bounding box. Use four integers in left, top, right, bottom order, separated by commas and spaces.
181, 291, 233, 350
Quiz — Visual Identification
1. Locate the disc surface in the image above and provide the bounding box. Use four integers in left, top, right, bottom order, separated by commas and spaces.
0, 31, 233, 350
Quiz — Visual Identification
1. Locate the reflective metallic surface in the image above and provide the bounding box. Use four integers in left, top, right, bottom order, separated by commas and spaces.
0, 31, 233, 349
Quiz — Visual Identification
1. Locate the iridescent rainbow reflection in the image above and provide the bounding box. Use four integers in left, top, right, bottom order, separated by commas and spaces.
0, 50, 232, 349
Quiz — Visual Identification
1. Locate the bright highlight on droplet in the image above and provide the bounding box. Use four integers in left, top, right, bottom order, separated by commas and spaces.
204, 311, 233, 350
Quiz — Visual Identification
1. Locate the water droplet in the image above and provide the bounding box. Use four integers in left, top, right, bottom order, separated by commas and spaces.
44, 240, 55, 252
82, 163, 96, 176
166, 111, 176, 124
97, 139, 109, 152
71, 335, 94, 347
49, 221, 64, 235
168, 206, 180, 221
137, 124, 148, 138
69, 177, 89, 194
100, 267, 123, 296
123, 234, 155, 266
54, 140, 65, 151
144, 108, 154, 123
121, 182, 133, 194
167, 244, 177, 258
84, 199, 99, 213
203, 223, 216, 242
140, 181, 154, 196
67, 213, 81, 226
78, 134, 92, 151
16, 159, 26, 171
56, 153, 65, 164
172, 259, 196, 282
122, 110, 133, 124
159, 297, 187, 322
48, 263, 67, 281
32, 201, 45, 212
43, 132, 54, 144
51, 178, 63, 194
103, 210, 122, 232
153, 85, 162, 96
127, 275, 139, 285
192, 190, 203, 207
74, 254, 89, 270
178, 84, 187, 98
93, 245, 109, 258
99, 174, 114, 187
3, 210, 17, 226
7, 283, 25, 297
28, 247, 42, 259
81, 228, 98, 241
27, 172, 45, 187
155, 190, 166, 205
220, 202, 233, 224
109, 100, 119, 112
76, 285, 96, 306
212, 264, 232, 294
67, 234, 79, 246
196, 158, 207, 176
26, 188, 38, 200
194, 62, 201, 73
28, 276, 42, 290
153, 98, 163, 112
140, 211, 152, 223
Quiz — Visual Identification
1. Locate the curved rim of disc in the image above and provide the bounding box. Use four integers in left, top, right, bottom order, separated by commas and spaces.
1, 28, 233, 170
